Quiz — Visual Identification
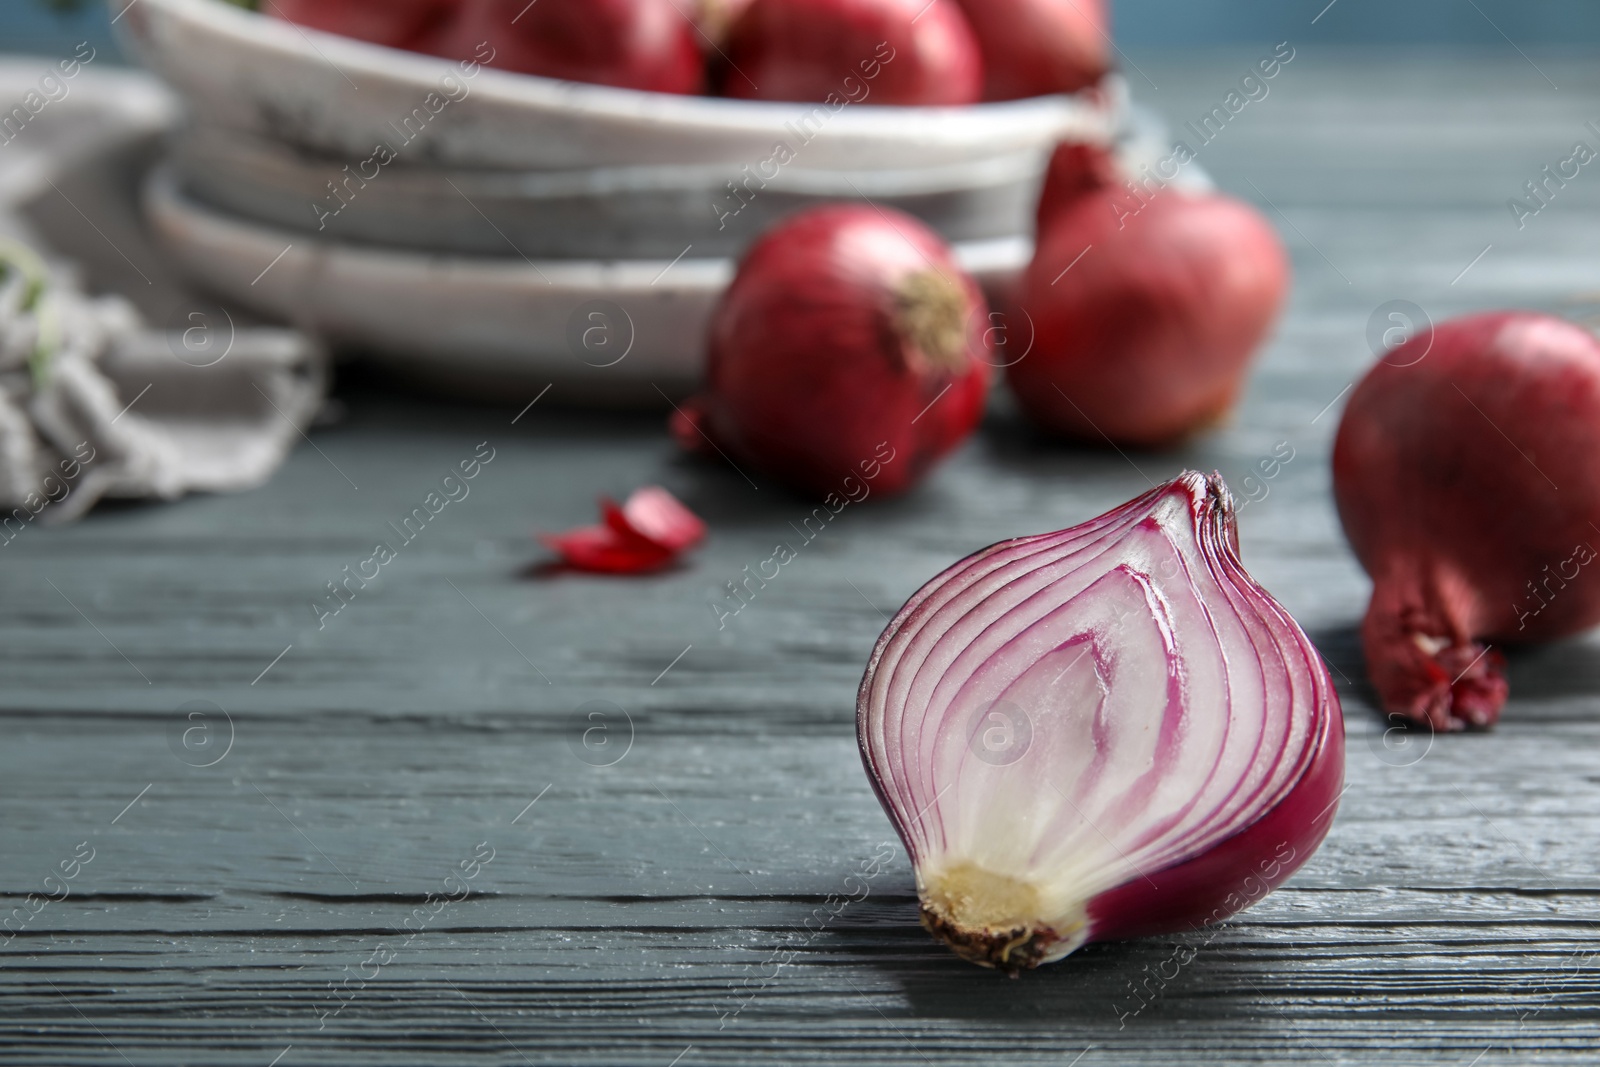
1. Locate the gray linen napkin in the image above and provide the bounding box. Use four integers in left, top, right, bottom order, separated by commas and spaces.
0, 243, 324, 524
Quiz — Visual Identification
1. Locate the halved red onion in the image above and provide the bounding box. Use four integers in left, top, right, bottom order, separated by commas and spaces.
856, 472, 1344, 972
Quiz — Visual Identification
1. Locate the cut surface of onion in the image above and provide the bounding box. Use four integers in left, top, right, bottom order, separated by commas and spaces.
856, 472, 1344, 972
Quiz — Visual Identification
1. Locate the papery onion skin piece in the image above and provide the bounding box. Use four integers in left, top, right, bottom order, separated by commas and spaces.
1333, 311, 1600, 731
721, 0, 983, 106
1010, 144, 1290, 447
857, 472, 1344, 972
541, 486, 706, 574
540, 521, 674, 574
617, 486, 707, 552
677, 204, 991, 498
951, 0, 1109, 101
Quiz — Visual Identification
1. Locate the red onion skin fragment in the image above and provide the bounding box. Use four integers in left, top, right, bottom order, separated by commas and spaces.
540, 521, 672, 574
441, 0, 705, 95
1009, 144, 1290, 447
617, 487, 707, 552
541, 487, 706, 574
677, 204, 991, 498
857, 472, 1344, 971
951, 0, 1109, 101
721, 0, 983, 105
1333, 311, 1600, 731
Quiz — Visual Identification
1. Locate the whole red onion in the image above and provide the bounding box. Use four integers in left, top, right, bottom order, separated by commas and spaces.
952, 0, 1109, 100
721, 0, 983, 106
859, 472, 1344, 971
270, 0, 461, 50
675, 204, 991, 498
440, 0, 704, 95
1334, 311, 1600, 731
1009, 144, 1290, 447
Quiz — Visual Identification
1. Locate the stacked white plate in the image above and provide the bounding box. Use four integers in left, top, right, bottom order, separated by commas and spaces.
118, 0, 1132, 403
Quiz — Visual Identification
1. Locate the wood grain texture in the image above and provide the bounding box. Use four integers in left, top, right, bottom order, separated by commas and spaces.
4, 50, 1600, 1065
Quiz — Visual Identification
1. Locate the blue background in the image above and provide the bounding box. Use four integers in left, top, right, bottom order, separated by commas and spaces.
4, 0, 1600, 57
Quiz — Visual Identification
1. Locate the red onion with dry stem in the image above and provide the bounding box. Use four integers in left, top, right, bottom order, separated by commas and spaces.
1009, 144, 1289, 447
952, 0, 1109, 100
442, 0, 704, 94
858, 473, 1344, 972
721, 0, 983, 105
674, 204, 990, 498
1334, 311, 1600, 731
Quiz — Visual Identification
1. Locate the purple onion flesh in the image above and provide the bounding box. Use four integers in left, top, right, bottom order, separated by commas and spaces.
857, 472, 1345, 972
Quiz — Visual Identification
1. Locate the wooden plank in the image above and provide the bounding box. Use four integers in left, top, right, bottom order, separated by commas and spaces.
3, 51, 1600, 1065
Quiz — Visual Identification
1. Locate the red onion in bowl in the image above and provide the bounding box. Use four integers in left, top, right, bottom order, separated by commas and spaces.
441, 0, 704, 95
857, 472, 1344, 972
952, 0, 1109, 100
721, 0, 983, 105
675, 204, 991, 498
1333, 311, 1600, 731
270, 0, 462, 50
1009, 144, 1290, 447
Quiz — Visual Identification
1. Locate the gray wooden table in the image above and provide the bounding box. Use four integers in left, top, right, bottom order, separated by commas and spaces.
4, 48, 1600, 1066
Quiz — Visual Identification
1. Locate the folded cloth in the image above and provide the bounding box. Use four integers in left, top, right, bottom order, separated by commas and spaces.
0, 239, 324, 523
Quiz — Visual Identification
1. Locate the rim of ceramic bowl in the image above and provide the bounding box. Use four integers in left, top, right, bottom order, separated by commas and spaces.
143, 166, 1033, 391
118, 0, 1123, 170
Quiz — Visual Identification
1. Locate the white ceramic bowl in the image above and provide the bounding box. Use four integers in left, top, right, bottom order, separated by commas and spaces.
120, 0, 1164, 407
115, 0, 1120, 172
144, 101, 1205, 407
170, 124, 1046, 259
143, 167, 1032, 406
